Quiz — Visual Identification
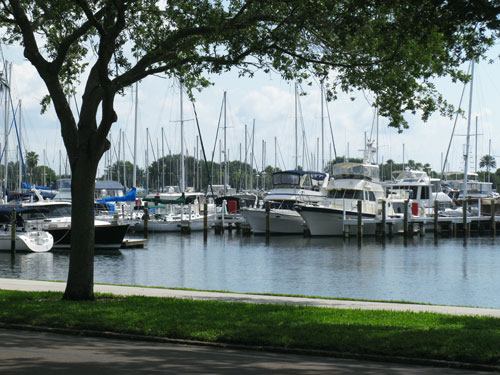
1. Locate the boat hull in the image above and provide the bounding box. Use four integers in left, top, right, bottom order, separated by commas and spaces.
0, 231, 53, 253
48, 224, 129, 250
133, 215, 215, 232
296, 205, 379, 236
240, 208, 306, 234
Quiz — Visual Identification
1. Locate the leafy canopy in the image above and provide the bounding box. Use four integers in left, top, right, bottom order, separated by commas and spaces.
1, 1, 499, 132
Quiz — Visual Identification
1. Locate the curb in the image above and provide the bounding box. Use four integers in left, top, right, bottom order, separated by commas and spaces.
1, 322, 498, 373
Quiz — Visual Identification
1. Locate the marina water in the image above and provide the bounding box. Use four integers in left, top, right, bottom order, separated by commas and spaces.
2, 232, 500, 309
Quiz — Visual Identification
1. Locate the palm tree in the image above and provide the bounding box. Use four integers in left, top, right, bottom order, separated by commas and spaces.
480, 155, 496, 183
26, 151, 39, 184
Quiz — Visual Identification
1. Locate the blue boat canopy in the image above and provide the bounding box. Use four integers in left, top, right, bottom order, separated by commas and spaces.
97, 188, 136, 203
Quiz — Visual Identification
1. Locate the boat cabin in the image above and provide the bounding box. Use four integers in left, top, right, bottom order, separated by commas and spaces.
271, 170, 328, 191
331, 163, 379, 181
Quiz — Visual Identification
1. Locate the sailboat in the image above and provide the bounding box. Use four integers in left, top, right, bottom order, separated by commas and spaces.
132, 80, 216, 232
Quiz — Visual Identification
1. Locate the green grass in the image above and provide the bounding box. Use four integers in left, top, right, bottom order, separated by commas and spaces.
1, 289, 500, 366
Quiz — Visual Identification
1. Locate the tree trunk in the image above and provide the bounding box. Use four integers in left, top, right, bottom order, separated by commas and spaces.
62, 155, 98, 301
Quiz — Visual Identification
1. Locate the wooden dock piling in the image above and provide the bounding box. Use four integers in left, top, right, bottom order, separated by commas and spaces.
381, 200, 386, 237
357, 200, 362, 238
203, 202, 208, 240
433, 200, 439, 238
10, 208, 16, 253
265, 202, 270, 239
143, 203, 149, 239
403, 199, 409, 237
492, 202, 496, 236
462, 201, 468, 237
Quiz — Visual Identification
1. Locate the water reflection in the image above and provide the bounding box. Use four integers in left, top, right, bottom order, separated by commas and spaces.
2, 233, 500, 308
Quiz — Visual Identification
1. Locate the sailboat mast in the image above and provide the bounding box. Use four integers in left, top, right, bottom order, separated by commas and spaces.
295, 83, 298, 169
122, 129, 126, 187
180, 81, 185, 193
18, 99, 22, 191
161, 128, 165, 191
321, 82, 324, 171
146, 127, 149, 192
244, 124, 248, 190
475, 115, 478, 173
250, 120, 255, 190
132, 81, 138, 188
4, 63, 11, 199
223, 91, 227, 194
464, 60, 474, 198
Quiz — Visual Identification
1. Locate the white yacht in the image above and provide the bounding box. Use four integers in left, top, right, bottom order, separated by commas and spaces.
240, 170, 330, 234
295, 162, 392, 236
442, 172, 497, 202
386, 170, 453, 216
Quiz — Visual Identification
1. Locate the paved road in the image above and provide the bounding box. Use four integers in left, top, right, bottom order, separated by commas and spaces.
0, 329, 491, 374
2, 278, 500, 317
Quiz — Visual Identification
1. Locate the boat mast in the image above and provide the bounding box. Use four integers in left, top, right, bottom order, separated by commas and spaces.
274, 136, 277, 172
146, 127, 149, 192
180, 80, 185, 193
117, 130, 121, 184
223, 91, 227, 194
321, 82, 324, 171
161, 128, 165, 191
474, 115, 478, 173
132, 81, 138, 188
463, 60, 474, 199
244, 124, 248, 190
17, 99, 22, 191
295, 83, 298, 169
250, 120, 255, 190
3, 62, 10, 200
122, 129, 126, 188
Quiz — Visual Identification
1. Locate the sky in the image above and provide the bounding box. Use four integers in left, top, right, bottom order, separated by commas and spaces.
1, 41, 500, 183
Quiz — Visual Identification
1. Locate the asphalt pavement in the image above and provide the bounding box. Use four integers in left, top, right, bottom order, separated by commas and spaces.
0, 328, 493, 374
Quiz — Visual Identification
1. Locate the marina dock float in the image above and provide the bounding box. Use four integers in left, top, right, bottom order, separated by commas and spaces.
341, 215, 499, 238
121, 238, 147, 248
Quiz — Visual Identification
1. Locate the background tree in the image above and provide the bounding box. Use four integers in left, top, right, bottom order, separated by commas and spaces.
25, 151, 39, 184
480, 155, 497, 170
480, 154, 497, 183
2, 1, 499, 300
32, 165, 57, 186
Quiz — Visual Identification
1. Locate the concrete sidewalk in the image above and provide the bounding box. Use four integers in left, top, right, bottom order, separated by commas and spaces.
1, 277, 500, 317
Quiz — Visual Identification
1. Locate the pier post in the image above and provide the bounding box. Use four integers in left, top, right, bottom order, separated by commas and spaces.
265, 202, 270, 239
403, 199, 409, 237
357, 200, 362, 238
419, 222, 425, 236
203, 202, 208, 240
343, 225, 350, 238
10, 208, 16, 253
462, 200, 468, 237
143, 202, 149, 239
491, 201, 496, 236
381, 200, 386, 237
434, 200, 439, 238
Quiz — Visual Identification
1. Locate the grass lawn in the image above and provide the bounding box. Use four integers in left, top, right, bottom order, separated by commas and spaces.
1, 289, 499, 366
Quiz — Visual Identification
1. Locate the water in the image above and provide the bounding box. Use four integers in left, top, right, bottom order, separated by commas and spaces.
1, 232, 500, 308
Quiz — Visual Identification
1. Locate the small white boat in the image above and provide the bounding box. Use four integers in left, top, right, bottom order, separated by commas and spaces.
133, 213, 216, 232
0, 230, 53, 253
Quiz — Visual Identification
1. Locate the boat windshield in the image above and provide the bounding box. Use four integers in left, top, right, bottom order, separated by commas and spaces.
22, 204, 72, 219
331, 163, 379, 180
272, 173, 301, 187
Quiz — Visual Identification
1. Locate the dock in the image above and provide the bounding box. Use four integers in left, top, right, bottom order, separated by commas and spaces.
121, 238, 147, 248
